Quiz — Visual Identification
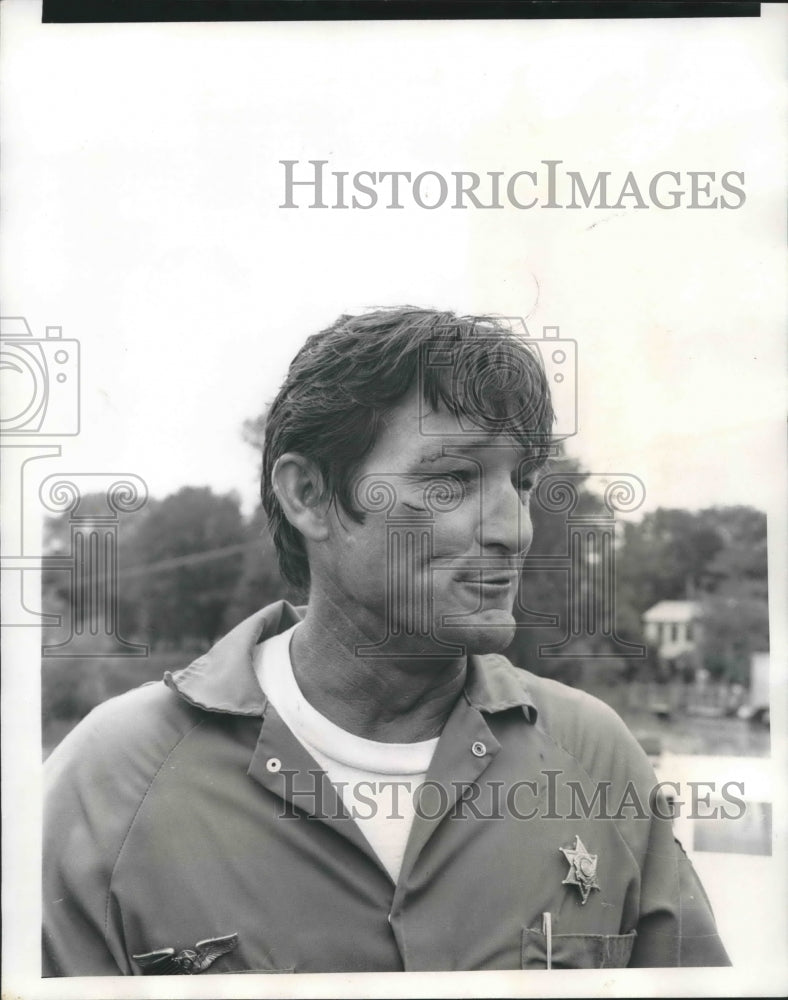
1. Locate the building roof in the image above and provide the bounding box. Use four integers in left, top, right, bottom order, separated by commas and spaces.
642, 600, 701, 624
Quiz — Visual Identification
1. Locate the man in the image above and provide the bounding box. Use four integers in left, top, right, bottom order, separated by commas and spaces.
43, 307, 729, 975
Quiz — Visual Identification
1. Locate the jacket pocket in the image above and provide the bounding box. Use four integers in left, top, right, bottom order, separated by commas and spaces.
522, 927, 636, 969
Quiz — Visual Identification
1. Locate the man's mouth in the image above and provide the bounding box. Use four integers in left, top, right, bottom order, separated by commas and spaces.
454, 571, 519, 593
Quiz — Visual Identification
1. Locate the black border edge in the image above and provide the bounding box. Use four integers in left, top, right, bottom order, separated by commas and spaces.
42, 1, 763, 26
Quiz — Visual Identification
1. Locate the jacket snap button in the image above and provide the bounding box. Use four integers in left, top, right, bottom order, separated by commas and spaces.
266, 757, 282, 773
471, 741, 487, 757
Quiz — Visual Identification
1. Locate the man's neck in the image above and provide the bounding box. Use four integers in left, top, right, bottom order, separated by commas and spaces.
289, 592, 467, 743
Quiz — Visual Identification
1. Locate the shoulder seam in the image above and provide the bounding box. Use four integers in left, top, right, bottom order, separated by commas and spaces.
534, 718, 643, 876
103, 717, 205, 943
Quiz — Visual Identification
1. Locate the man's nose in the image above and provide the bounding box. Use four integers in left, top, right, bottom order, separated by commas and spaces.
476, 480, 531, 554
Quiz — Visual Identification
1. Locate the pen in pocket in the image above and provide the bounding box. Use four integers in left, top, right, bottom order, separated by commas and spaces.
542, 912, 552, 970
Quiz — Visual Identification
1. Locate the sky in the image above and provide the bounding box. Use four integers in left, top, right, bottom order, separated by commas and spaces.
1, 4, 786, 527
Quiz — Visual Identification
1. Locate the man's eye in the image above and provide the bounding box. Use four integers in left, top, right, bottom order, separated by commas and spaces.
444, 470, 474, 486
430, 473, 470, 499
401, 473, 469, 512
517, 475, 535, 494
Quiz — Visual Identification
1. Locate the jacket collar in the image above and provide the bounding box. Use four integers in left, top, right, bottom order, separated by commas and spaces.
165, 600, 537, 723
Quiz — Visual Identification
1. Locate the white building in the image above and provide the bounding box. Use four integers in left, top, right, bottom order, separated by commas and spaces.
642, 600, 702, 662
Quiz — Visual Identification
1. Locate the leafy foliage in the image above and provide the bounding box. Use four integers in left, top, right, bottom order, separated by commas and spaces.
222, 506, 304, 629
43, 486, 248, 652
615, 504, 768, 682
123, 487, 247, 647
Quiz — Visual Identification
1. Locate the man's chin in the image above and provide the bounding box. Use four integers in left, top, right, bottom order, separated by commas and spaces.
436, 609, 517, 656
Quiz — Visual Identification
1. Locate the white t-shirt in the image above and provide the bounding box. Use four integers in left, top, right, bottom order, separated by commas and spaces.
253, 625, 438, 883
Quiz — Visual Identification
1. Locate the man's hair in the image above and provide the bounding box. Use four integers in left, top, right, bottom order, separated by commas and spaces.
261, 307, 555, 590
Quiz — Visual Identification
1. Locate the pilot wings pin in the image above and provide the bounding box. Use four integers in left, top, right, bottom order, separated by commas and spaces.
133, 932, 239, 974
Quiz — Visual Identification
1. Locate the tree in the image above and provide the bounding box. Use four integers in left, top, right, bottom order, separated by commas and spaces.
700, 594, 769, 684
613, 503, 768, 684
223, 506, 303, 629
615, 508, 724, 616
700, 505, 768, 596
126, 487, 247, 648
697, 506, 769, 683
507, 455, 627, 685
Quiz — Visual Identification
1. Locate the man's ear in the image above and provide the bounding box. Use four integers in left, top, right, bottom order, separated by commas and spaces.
271, 453, 331, 542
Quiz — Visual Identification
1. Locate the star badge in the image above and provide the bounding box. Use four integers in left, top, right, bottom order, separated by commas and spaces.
133, 933, 239, 974
560, 836, 600, 905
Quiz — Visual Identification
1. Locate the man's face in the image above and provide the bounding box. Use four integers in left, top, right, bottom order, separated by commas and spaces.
316, 386, 536, 658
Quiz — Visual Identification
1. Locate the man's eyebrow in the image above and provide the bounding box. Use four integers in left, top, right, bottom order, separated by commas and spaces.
412, 442, 536, 465
412, 447, 483, 466
414, 451, 450, 465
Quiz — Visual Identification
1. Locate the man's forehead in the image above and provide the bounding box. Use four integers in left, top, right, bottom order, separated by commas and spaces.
386, 390, 520, 431
376, 390, 538, 461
